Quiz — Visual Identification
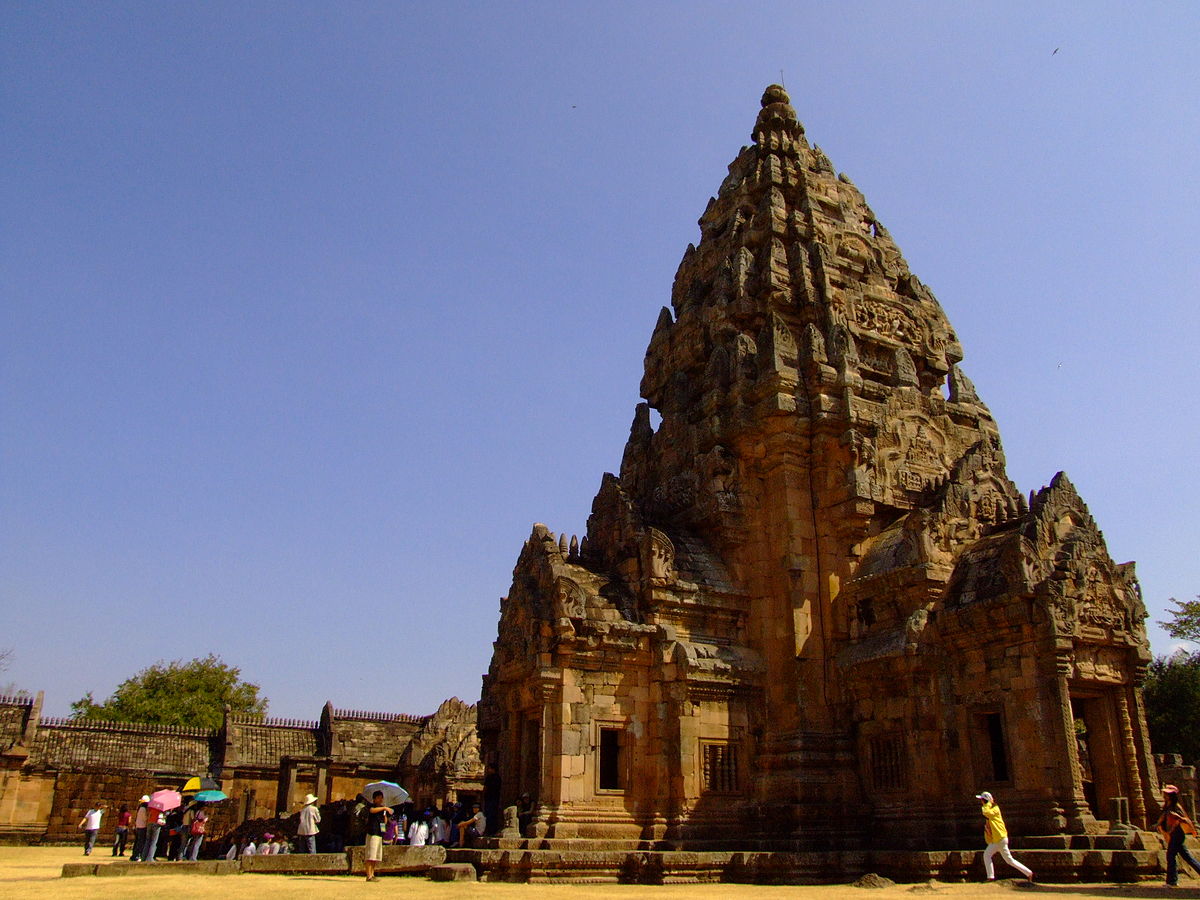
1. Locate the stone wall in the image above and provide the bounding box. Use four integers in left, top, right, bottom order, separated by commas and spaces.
0, 695, 482, 843
34, 718, 214, 774
329, 710, 424, 767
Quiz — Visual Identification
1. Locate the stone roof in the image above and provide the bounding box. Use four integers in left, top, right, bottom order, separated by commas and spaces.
225, 718, 320, 768
29, 718, 215, 774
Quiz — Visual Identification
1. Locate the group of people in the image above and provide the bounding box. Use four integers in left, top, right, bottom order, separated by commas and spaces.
79, 795, 210, 862
80, 783, 1199, 883
360, 793, 485, 881
980, 785, 1200, 887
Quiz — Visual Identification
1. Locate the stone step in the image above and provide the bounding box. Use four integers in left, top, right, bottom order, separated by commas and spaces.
1018, 831, 1156, 852
446, 846, 1165, 884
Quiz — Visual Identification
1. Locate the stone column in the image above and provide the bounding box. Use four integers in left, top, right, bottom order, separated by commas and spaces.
1055, 665, 1090, 830
315, 763, 328, 803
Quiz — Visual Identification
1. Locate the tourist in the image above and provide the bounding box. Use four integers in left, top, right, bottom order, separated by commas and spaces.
517, 792, 534, 835
141, 804, 165, 862
456, 803, 486, 847
383, 808, 400, 844
182, 802, 208, 861
976, 791, 1033, 883
78, 802, 104, 855
407, 813, 429, 847
260, 831, 275, 854
364, 790, 391, 881
111, 805, 130, 856
240, 837, 257, 857
129, 795, 150, 860
1158, 784, 1200, 886
430, 808, 450, 846
165, 805, 185, 859
297, 793, 321, 853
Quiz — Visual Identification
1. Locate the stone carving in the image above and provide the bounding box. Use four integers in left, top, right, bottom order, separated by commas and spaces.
853, 298, 916, 341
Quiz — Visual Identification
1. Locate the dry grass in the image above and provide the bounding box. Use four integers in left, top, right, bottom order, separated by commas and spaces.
2, 846, 1195, 900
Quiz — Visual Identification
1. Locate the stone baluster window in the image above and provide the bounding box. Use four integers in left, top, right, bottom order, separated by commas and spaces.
869, 734, 907, 791
701, 740, 740, 793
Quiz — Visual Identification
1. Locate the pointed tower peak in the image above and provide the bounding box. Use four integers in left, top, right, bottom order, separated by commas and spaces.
754, 83, 804, 147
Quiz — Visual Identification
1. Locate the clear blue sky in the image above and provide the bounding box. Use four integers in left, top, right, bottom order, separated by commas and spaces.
3, 2, 1198, 719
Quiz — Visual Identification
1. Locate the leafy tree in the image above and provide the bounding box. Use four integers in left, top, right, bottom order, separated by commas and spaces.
1159, 595, 1200, 644
1144, 650, 1200, 765
71, 654, 266, 730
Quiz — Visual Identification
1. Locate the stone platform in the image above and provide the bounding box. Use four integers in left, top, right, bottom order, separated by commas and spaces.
61, 834, 1169, 884
446, 833, 1167, 884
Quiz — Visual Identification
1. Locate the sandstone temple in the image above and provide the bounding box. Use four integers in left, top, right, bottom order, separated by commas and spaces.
0, 86, 1182, 882
479, 85, 1158, 856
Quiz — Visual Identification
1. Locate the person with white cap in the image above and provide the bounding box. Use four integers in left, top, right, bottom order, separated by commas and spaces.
129, 795, 150, 861
297, 793, 322, 853
976, 791, 1033, 883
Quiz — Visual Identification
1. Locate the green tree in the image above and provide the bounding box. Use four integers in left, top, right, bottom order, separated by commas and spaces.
1144, 650, 1200, 765
1159, 595, 1200, 644
71, 654, 266, 730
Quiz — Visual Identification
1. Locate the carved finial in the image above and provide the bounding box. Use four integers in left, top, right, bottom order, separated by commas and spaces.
558, 533, 569, 556
761, 83, 791, 108
569, 534, 579, 561
754, 84, 804, 146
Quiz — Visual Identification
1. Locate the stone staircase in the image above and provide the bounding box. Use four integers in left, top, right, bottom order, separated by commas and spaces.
445, 831, 1166, 884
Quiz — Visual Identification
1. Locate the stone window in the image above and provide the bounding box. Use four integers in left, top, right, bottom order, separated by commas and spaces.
701, 740, 740, 794
973, 710, 1011, 783
597, 726, 624, 791
868, 733, 907, 791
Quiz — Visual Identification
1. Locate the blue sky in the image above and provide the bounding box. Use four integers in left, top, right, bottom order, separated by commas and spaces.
3, 2, 1198, 719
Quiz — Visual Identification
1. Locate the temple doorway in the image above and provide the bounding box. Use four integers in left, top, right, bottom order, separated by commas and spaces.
1071, 692, 1126, 824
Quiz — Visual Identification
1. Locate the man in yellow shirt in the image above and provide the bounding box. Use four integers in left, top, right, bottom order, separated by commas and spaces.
977, 791, 1034, 883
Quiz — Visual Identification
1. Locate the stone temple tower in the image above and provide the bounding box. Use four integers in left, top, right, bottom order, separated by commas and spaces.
480, 86, 1154, 851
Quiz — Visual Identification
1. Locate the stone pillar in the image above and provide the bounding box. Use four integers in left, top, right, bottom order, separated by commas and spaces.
279, 761, 297, 815
315, 763, 328, 803
1114, 689, 1145, 824
1055, 666, 1091, 831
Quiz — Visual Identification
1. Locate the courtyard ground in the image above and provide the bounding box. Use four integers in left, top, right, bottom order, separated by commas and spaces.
2, 846, 1197, 900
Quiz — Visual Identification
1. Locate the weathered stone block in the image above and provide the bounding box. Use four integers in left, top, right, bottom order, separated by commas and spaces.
347, 843, 445, 874
429, 862, 477, 881
241, 852, 349, 874
61, 863, 97, 877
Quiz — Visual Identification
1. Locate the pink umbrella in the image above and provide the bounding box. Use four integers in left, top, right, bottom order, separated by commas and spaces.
148, 789, 182, 812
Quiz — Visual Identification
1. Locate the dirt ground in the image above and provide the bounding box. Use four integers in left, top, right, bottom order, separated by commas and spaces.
3, 846, 1197, 900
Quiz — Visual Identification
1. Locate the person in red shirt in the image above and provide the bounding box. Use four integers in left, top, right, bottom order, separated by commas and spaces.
111, 806, 131, 856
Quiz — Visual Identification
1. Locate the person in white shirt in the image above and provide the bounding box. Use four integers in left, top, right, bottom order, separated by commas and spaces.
456, 804, 486, 847
297, 793, 322, 853
407, 816, 429, 847
430, 812, 449, 846
79, 804, 104, 856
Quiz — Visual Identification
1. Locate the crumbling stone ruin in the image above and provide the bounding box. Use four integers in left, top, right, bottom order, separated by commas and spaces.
480, 85, 1155, 853
0, 692, 482, 843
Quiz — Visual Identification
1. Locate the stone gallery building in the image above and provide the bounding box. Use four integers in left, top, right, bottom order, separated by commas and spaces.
0, 691, 482, 843
479, 86, 1156, 853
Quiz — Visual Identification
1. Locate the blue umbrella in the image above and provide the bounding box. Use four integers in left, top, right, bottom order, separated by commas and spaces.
194, 790, 228, 803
